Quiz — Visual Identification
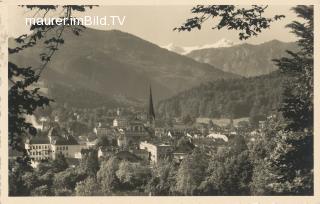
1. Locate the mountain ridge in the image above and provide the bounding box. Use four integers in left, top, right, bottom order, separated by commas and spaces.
9, 28, 238, 108
186, 39, 298, 77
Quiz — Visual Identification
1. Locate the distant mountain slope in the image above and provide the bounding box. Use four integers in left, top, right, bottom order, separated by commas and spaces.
157, 71, 285, 119
9, 28, 238, 108
187, 40, 297, 77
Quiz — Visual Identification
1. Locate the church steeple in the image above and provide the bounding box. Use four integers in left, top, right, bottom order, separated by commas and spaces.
147, 86, 155, 126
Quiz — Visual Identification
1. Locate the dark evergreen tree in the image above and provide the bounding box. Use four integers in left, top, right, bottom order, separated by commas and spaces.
274, 5, 313, 132
268, 5, 314, 195
80, 149, 99, 177
250, 6, 314, 194
175, 148, 208, 195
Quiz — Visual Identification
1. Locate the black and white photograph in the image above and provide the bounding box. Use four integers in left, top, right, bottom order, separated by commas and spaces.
5, 2, 315, 199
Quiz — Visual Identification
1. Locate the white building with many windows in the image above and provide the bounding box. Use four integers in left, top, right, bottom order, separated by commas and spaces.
25, 126, 84, 161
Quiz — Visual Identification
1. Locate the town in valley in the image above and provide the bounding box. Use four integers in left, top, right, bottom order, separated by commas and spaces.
8, 5, 313, 197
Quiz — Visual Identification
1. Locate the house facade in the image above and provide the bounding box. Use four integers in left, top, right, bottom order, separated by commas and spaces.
139, 141, 173, 163
25, 127, 84, 161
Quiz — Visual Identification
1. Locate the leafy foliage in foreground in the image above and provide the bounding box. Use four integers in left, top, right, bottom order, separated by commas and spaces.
9, 5, 93, 154
175, 5, 284, 40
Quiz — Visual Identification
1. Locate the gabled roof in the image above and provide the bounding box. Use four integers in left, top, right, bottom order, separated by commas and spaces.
52, 135, 79, 145
29, 136, 50, 144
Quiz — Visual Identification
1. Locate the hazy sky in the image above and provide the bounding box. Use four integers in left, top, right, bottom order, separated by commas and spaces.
9, 5, 299, 46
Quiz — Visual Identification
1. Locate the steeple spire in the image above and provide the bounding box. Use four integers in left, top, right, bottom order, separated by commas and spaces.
148, 85, 155, 126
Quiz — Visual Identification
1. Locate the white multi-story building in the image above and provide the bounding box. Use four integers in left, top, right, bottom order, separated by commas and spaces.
139, 141, 172, 163
25, 127, 84, 161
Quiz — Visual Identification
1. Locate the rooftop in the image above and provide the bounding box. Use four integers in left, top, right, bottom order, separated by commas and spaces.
52, 135, 79, 145
29, 136, 50, 144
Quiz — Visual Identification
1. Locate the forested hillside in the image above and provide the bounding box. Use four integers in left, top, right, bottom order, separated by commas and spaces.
157, 72, 284, 119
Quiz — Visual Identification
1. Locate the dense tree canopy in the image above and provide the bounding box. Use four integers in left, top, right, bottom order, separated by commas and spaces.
274, 5, 313, 132
157, 72, 284, 120
250, 6, 314, 195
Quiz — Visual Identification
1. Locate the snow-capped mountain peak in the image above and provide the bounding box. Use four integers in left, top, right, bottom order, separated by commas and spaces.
161, 43, 186, 54
161, 38, 238, 55
202, 38, 235, 49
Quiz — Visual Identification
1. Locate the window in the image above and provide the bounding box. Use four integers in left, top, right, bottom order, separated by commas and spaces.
66, 146, 68, 150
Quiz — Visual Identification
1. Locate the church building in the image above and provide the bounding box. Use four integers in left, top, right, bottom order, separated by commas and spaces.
147, 86, 156, 128
115, 86, 156, 148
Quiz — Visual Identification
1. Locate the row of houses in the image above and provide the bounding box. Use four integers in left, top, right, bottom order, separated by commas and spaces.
97, 141, 190, 164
